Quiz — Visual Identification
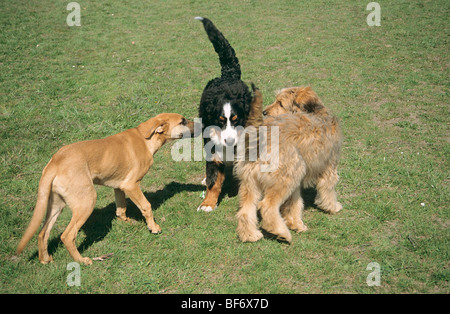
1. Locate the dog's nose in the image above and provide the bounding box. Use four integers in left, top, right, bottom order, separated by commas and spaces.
225, 137, 235, 146
263, 110, 268, 116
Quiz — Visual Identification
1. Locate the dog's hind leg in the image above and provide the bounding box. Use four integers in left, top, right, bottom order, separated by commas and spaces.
258, 189, 292, 243
281, 187, 308, 233
236, 183, 262, 242
60, 184, 97, 265
314, 166, 342, 214
37, 192, 65, 264
114, 189, 129, 221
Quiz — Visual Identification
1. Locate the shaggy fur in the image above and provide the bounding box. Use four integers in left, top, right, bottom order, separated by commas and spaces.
263, 86, 326, 116
195, 17, 253, 212
234, 87, 343, 243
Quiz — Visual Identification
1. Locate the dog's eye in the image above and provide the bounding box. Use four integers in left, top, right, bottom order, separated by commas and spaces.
231, 115, 237, 122
279, 102, 284, 109
219, 116, 226, 122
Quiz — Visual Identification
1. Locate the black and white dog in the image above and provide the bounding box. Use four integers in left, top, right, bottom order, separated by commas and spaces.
195, 17, 254, 212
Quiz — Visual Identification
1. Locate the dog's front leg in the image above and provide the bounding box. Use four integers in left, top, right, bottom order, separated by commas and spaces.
122, 184, 161, 234
236, 183, 263, 242
197, 161, 225, 212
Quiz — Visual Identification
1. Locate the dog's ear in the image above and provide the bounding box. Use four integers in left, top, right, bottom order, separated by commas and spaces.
154, 123, 169, 134
293, 87, 324, 113
138, 119, 169, 139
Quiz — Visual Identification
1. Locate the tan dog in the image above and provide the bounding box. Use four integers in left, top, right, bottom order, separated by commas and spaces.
235, 87, 342, 243
16, 113, 194, 265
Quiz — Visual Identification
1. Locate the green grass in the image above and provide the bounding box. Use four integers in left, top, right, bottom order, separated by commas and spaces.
1, 0, 448, 293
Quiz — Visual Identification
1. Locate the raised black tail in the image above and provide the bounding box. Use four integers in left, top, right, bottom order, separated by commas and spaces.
195, 17, 241, 80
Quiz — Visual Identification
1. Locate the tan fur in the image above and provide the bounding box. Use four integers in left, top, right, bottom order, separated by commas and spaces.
246, 83, 264, 128
235, 88, 342, 243
263, 86, 327, 117
16, 113, 194, 265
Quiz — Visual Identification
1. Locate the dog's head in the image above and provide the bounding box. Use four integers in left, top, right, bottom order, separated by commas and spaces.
263, 86, 324, 116
138, 113, 196, 142
200, 80, 252, 147
209, 101, 245, 147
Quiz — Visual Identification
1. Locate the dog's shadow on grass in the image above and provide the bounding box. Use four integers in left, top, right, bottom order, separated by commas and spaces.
36, 181, 204, 261
36, 181, 317, 259
301, 187, 318, 210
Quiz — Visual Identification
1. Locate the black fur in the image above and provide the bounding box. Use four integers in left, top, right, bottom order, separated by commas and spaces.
196, 17, 241, 80
199, 80, 252, 130
195, 17, 253, 199
196, 17, 252, 139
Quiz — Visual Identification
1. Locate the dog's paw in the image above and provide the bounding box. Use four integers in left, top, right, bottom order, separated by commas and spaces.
238, 230, 263, 242
39, 255, 54, 264
261, 223, 292, 244
80, 257, 93, 265
316, 200, 343, 214
325, 202, 343, 214
148, 224, 162, 234
197, 204, 217, 212
276, 232, 292, 244
117, 215, 131, 222
288, 221, 308, 233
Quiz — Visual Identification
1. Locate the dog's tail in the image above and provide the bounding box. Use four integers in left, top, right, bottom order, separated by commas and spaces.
246, 83, 264, 128
195, 16, 241, 80
16, 161, 56, 256
236, 83, 264, 163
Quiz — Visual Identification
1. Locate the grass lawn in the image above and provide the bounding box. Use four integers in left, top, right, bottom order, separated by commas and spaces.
0, 0, 448, 293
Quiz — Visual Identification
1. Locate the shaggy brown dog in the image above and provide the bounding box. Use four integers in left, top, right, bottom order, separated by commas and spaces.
234, 87, 342, 243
